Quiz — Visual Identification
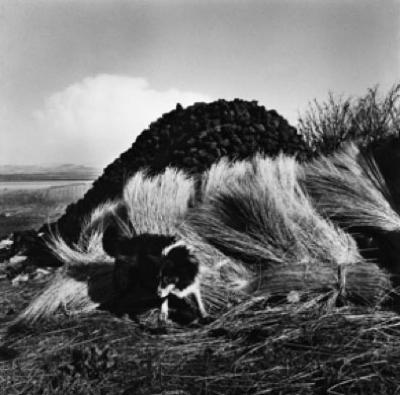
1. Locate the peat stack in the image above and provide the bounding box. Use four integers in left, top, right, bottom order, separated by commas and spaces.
42, 99, 308, 244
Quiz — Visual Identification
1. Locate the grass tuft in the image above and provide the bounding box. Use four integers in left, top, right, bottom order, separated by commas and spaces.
298, 83, 400, 153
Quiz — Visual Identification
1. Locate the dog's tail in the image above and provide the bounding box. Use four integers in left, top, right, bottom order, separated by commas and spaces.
187, 153, 391, 305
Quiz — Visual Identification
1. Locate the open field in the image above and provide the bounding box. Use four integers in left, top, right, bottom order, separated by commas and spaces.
0, 181, 92, 237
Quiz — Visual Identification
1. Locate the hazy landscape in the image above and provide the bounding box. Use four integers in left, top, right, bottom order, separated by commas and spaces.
0, 164, 99, 237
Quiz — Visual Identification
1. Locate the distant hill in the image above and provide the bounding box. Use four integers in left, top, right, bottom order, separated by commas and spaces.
0, 164, 100, 181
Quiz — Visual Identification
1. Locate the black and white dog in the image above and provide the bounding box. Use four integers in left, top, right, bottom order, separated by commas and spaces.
158, 241, 207, 321
102, 227, 207, 323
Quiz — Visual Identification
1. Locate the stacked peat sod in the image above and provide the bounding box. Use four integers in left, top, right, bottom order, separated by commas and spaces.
43, 99, 308, 244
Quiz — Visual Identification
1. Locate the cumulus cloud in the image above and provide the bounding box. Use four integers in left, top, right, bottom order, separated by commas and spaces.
33, 74, 212, 167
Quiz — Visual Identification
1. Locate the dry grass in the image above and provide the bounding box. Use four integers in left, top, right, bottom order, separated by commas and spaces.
2, 290, 400, 394
186, 153, 391, 306
123, 167, 194, 235
298, 83, 400, 153
2, 134, 400, 393
303, 143, 400, 232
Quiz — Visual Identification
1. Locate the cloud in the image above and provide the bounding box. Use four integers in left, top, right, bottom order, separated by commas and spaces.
32, 74, 212, 167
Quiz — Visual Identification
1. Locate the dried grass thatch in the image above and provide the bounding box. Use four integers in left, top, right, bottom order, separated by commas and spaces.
185, 153, 392, 308
3, 297, 400, 394
302, 143, 400, 232
3, 140, 400, 394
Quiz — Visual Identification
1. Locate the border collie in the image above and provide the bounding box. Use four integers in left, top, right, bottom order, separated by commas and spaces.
102, 228, 207, 323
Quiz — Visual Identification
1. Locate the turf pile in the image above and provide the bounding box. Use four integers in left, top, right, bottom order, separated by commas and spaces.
43, 99, 307, 243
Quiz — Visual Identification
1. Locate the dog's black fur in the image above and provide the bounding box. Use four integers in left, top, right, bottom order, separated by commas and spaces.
102, 226, 203, 323
102, 226, 175, 294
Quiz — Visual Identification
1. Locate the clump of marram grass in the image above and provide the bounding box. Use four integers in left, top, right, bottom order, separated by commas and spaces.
198, 157, 255, 203
186, 153, 391, 306
123, 167, 195, 235
302, 143, 400, 232
298, 83, 400, 153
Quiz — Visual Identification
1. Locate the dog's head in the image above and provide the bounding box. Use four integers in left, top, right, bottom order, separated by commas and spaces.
157, 243, 199, 298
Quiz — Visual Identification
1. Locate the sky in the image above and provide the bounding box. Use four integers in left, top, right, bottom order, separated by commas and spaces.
0, 0, 399, 167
